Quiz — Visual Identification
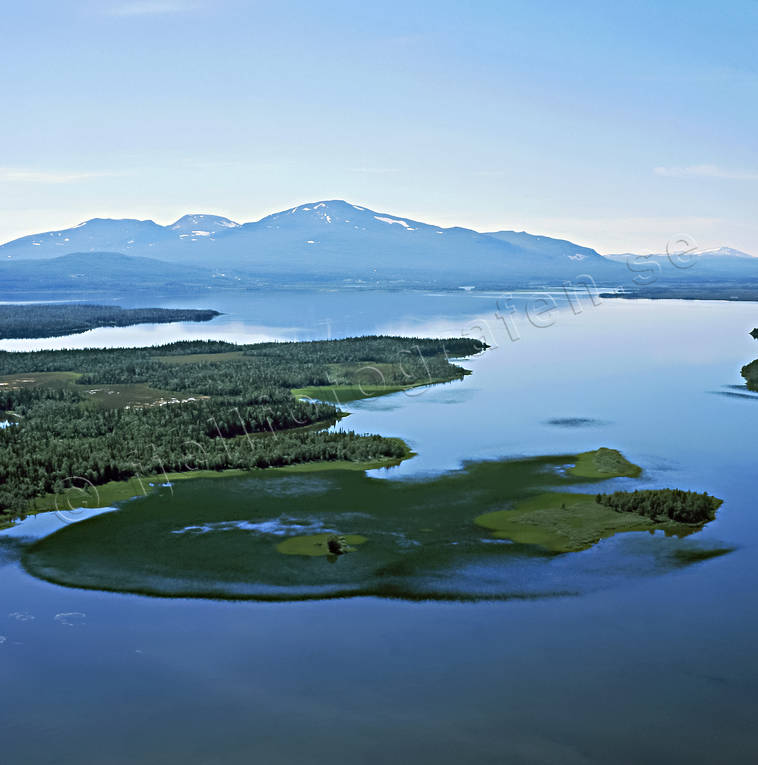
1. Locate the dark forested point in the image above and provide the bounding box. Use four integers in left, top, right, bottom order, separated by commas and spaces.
601, 284, 758, 302
0, 335, 485, 519
739, 329, 758, 389
741, 358, 758, 391
0, 304, 221, 339
595, 489, 721, 525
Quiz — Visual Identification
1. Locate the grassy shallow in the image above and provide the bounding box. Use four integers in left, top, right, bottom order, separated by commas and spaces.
292, 376, 466, 403
472, 449, 659, 552
20, 447, 724, 601
475, 492, 692, 553
293, 383, 415, 403
568, 447, 642, 479
277, 534, 368, 557
27, 442, 413, 515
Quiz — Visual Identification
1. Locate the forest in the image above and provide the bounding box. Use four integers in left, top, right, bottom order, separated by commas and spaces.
595, 488, 720, 525
0, 304, 220, 339
740, 327, 758, 389
742, 358, 758, 390
0, 335, 485, 518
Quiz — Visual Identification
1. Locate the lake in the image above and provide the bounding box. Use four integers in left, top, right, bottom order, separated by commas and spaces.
2, 289, 757, 764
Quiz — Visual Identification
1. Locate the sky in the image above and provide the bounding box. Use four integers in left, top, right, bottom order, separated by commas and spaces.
1, 0, 757, 254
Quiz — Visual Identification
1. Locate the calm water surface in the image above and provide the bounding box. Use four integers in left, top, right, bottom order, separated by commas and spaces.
2, 291, 757, 764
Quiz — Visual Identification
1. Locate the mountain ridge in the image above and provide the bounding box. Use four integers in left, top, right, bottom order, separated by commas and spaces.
1, 200, 753, 290
0, 200, 626, 287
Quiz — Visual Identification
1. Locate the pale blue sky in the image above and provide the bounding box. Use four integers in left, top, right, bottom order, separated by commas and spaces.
1, 0, 757, 253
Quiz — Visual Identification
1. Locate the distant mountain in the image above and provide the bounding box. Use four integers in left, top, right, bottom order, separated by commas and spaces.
0, 252, 239, 295
485, 230, 605, 265
605, 246, 758, 281
2, 218, 170, 259
224, 201, 593, 284
168, 214, 240, 236
0, 200, 625, 288
699, 247, 755, 259
0, 215, 240, 261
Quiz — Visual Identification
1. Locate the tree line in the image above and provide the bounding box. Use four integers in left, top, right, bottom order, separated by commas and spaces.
0, 304, 220, 340
595, 488, 719, 525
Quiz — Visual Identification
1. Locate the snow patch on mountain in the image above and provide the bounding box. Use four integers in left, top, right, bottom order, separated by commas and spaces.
374, 216, 416, 230
170, 214, 240, 233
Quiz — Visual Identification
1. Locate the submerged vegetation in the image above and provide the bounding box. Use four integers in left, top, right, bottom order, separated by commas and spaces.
21, 448, 723, 600
0, 303, 220, 339
0, 335, 484, 519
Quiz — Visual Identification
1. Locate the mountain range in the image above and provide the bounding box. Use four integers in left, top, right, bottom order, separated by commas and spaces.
1, 200, 755, 295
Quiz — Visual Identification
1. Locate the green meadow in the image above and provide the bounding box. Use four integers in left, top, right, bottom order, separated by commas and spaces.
0, 369, 185, 410
292, 360, 472, 403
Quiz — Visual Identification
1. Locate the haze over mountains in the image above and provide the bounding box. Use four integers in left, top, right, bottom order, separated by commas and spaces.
1, 200, 755, 295
604, 247, 758, 280
0, 252, 240, 294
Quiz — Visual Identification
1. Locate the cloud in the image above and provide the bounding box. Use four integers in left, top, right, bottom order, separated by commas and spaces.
0, 169, 116, 184
109, 1, 196, 16
654, 164, 758, 180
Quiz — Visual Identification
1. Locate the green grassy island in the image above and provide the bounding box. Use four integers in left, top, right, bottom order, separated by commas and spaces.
475, 483, 720, 554
567, 447, 641, 479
